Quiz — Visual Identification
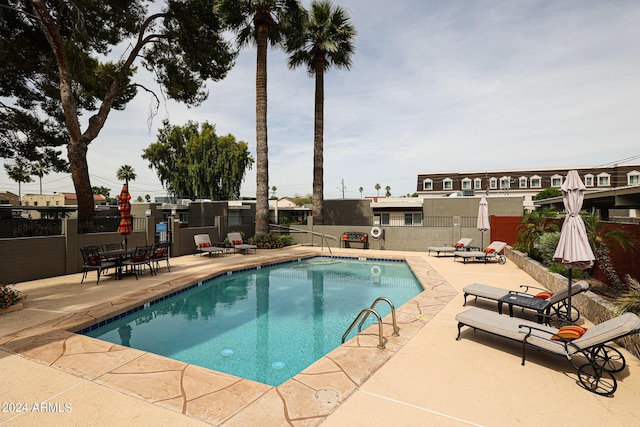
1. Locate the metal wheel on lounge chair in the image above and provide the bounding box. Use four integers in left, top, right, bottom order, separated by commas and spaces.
578, 363, 617, 396
589, 344, 626, 373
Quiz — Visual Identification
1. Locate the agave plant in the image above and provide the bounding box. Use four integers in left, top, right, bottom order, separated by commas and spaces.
515, 208, 559, 259
614, 275, 640, 315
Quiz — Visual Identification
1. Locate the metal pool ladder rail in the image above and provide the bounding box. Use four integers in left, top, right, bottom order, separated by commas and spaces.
342, 297, 399, 349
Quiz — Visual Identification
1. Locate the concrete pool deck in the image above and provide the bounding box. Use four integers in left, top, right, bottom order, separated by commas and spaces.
1, 246, 640, 426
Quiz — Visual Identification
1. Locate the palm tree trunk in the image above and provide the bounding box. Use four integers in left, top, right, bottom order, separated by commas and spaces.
254, 23, 270, 235
312, 62, 325, 225
595, 241, 624, 291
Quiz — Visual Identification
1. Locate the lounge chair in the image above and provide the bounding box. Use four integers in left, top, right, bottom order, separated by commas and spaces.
227, 232, 257, 254
455, 307, 640, 396
194, 234, 224, 257
463, 280, 590, 322
428, 238, 474, 257
454, 241, 507, 264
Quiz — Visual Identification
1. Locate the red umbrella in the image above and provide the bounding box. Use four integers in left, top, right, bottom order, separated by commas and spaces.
117, 185, 132, 249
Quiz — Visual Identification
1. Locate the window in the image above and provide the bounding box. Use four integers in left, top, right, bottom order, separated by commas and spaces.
530, 175, 541, 188
584, 174, 594, 187
597, 173, 610, 187
500, 176, 511, 190
551, 174, 563, 187
422, 179, 433, 191
46, 201, 51, 207
380, 213, 390, 225
33, 201, 38, 206
461, 178, 471, 190
443, 178, 453, 190
627, 171, 639, 186
404, 213, 422, 226
489, 178, 498, 189
474, 178, 482, 189
519, 177, 528, 188
55, 201, 60, 206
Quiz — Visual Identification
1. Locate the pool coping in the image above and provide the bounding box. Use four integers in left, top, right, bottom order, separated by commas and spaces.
0, 250, 456, 425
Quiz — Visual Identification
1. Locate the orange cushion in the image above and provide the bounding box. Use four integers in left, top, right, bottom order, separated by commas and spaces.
232, 240, 243, 245
342, 234, 348, 241
551, 325, 587, 341
454, 243, 464, 248
483, 248, 495, 254
199, 242, 211, 248
535, 291, 553, 300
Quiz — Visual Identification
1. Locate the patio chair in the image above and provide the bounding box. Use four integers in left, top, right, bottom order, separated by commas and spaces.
227, 232, 257, 254
428, 238, 474, 257
455, 307, 640, 396
463, 280, 591, 322
122, 246, 154, 279
194, 234, 224, 257
453, 241, 507, 264
80, 245, 115, 285
150, 242, 171, 273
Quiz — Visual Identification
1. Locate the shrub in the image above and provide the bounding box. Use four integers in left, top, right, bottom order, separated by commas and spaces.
537, 231, 561, 266
0, 284, 25, 309
250, 233, 284, 249
279, 234, 293, 247
614, 275, 640, 315
548, 262, 585, 280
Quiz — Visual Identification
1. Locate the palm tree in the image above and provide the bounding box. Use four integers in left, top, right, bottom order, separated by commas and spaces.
31, 162, 50, 195
215, 0, 305, 234
515, 208, 559, 257
116, 165, 137, 186
358, 186, 363, 198
385, 185, 391, 197
375, 183, 381, 196
285, 0, 356, 225
583, 213, 633, 292
4, 159, 33, 204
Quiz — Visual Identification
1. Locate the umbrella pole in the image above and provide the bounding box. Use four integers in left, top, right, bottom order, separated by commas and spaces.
567, 268, 573, 322
481, 231, 484, 248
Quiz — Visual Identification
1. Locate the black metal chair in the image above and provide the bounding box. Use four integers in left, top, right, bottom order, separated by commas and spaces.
150, 242, 171, 273
80, 245, 115, 284
122, 246, 154, 279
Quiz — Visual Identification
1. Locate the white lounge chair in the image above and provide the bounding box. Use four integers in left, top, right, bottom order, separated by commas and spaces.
454, 241, 507, 264
227, 232, 257, 254
428, 238, 475, 257
194, 234, 224, 257
456, 307, 640, 396
463, 281, 591, 322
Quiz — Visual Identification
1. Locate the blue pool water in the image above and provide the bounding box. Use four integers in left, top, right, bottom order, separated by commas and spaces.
83, 257, 422, 386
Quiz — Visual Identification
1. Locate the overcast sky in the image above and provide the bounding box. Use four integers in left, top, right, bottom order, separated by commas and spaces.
2, 0, 640, 201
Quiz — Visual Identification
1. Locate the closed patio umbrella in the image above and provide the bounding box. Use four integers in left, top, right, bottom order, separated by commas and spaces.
552, 170, 595, 321
477, 196, 490, 248
117, 184, 132, 250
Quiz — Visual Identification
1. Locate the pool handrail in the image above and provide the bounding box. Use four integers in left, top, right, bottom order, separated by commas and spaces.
269, 223, 338, 256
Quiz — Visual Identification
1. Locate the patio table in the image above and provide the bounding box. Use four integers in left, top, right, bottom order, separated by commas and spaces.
100, 248, 136, 280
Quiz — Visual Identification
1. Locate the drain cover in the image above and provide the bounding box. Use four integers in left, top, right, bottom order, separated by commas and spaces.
315, 388, 341, 404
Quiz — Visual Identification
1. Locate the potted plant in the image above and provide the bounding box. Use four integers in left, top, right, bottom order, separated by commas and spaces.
0, 284, 26, 314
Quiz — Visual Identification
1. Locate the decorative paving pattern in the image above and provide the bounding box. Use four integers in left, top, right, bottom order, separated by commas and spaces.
0, 251, 455, 426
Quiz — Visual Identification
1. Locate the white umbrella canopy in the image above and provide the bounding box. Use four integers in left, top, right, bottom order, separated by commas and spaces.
553, 170, 595, 320
477, 196, 490, 248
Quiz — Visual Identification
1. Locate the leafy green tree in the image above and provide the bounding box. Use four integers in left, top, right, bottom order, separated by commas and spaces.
385, 185, 391, 197
1, 1, 235, 219
145, 194, 151, 202
142, 120, 253, 200
116, 165, 137, 186
270, 186, 277, 200
4, 158, 32, 203
286, 0, 356, 225
92, 186, 113, 204
292, 193, 313, 206
214, 0, 305, 234
533, 188, 563, 200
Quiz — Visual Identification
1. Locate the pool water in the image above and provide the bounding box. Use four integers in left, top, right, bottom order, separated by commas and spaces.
84, 257, 422, 386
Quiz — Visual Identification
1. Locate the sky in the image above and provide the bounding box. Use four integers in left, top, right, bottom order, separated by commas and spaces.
2, 0, 640, 202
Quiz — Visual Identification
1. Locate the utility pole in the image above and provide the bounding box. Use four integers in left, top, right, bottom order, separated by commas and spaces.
337, 179, 346, 199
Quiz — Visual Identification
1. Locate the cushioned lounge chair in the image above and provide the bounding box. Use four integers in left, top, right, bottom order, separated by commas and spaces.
454, 241, 507, 264
227, 232, 257, 254
428, 238, 474, 257
194, 234, 224, 257
456, 307, 640, 396
463, 281, 590, 322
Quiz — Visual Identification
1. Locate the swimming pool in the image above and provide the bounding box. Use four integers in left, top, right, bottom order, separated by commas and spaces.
83, 256, 423, 386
